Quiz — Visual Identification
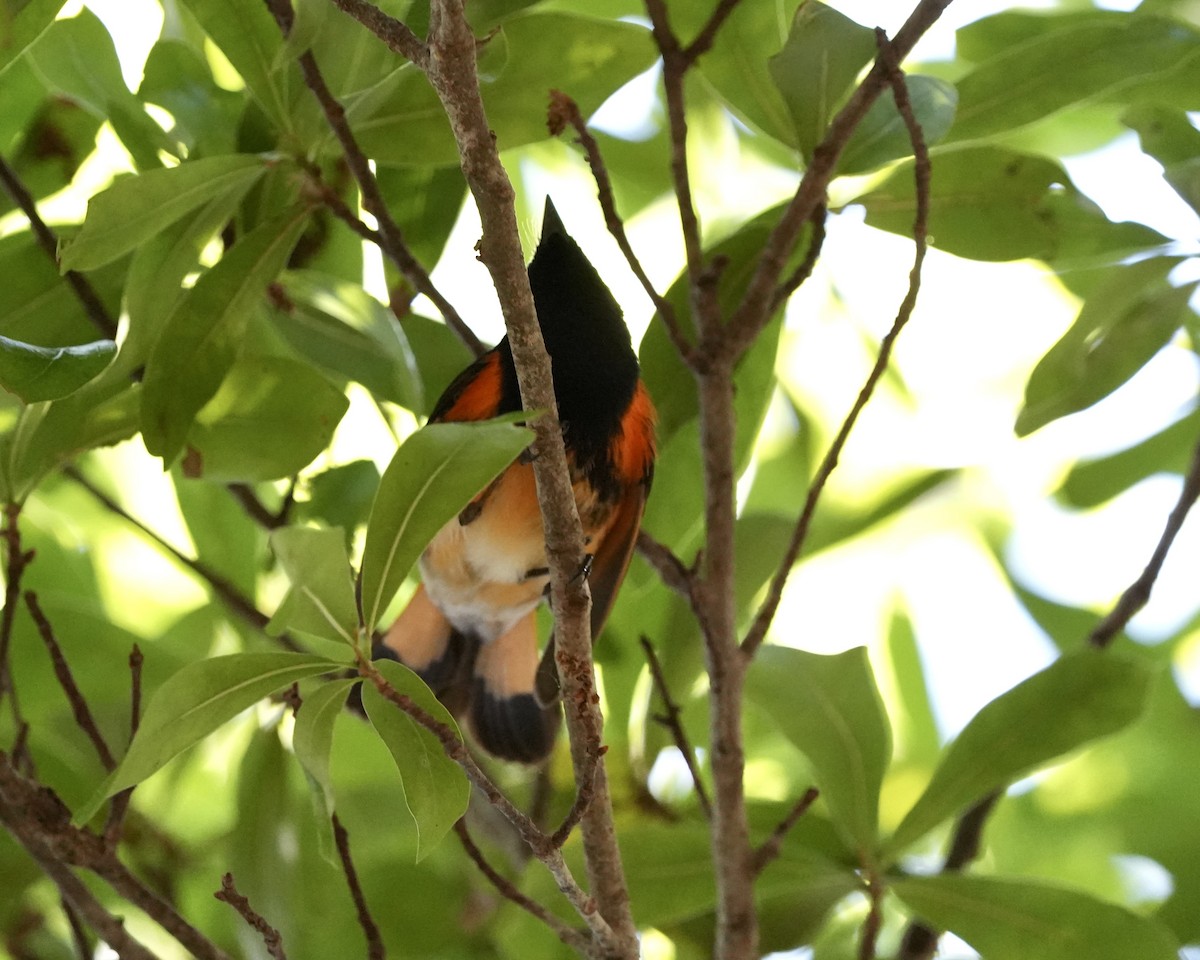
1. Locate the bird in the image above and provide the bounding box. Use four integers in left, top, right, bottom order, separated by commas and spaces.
375, 199, 656, 763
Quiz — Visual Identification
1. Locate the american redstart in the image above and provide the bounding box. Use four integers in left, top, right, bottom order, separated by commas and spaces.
375, 199, 656, 763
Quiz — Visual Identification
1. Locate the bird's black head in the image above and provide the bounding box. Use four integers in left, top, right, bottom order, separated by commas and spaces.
522, 199, 640, 430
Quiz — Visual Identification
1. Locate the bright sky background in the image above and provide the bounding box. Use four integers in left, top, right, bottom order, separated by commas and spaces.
61, 0, 1200, 732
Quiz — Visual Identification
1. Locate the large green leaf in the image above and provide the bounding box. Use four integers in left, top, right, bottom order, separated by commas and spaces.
352, 12, 656, 164
893, 874, 1179, 960
0, 336, 115, 403
767, 1, 875, 161
1058, 404, 1200, 508
360, 419, 534, 633
269, 526, 360, 651
837, 75, 958, 176
24, 10, 174, 168
886, 650, 1154, 856
946, 13, 1200, 144
140, 207, 310, 465
292, 677, 357, 856
186, 354, 349, 482
60, 155, 266, 271
0, 0, 63, 77
858, 146, 1168, 265
75, 652, 340, 824
746, 646, 892, 853
361, 659, 470, 861
1016, 258, 1194, 436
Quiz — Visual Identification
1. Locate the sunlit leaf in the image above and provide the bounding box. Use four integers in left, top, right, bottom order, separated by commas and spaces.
0, 0, 63, 77
269, 526, 360, 651
75, 652, 340, 824
747, 646, 892, 853
1017, 258, 1193, 436
361, 659, 469, 861
0, 336, 114, 403
768, 1, 875, 161
1122, 103, 1200, 217
887, 650, 1154, 856
360, 419, 533, 634
893, 874, 1179, 960
838, 75, 958, 175
140, 208, 310, 465
60, 155, 266, 271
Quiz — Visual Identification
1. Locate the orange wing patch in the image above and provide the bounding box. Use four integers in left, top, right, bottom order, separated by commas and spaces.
439, 351, 503, 422
611, 382, 656, 484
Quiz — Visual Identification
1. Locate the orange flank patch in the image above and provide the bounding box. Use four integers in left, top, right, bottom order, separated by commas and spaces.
441, 351, 502, 422
474, 613, 539, 698
611, 382, 657, 484
381, 584, 453, 670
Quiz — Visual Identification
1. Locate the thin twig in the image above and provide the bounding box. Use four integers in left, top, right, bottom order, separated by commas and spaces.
215, 874, 288, 960
858, 868, 885, 960
547, 90, 695, 365
1089, 431, 1200, 648
722, 0, 954, 364
550, 748, 602, 848
751, 786, 819, 874
271, 0, 483, 355
103, 646, 143, 849
771, 203, 828, 312
897, 791, 1000, 960
356, 656, 619, 952
331, 815, 385, 960
0, 503, 32, 723
62, 898, 92, 960
640, 636, 711, 818
25, 592, 116, 771
455, 819, 591, 954
227, 483, 290, 530
683, 0, 745, 63
742, 31, 933, 660
0, 153, 118, 340
635, 531, 694, 599
63, 466, 300, 650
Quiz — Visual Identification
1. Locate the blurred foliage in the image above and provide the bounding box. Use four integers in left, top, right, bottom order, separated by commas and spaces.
0, 0, 1199, 958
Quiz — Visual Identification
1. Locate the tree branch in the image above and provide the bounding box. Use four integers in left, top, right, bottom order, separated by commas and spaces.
455, 819, 591, 955
331, 814, 385, 960
215, 874, 288, 960
742, 31, 933, 660
0, 153, 118, 340
1088, 430, 1200, 648
266, 0, 483, 356
640, 636, 711, 818
751, 786, 819, 875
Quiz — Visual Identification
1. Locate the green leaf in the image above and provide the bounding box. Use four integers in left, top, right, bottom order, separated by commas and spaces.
24, 10, 175, 168
75, 652, 339, 824
838, 76, 957, 175
176, 0, 296, 129
61, 155, 265, 271
946, 13, 1200, 144
886, 650, 1154, 856
768, 1, 876, 161
273, 271, 424, 411
893, 874, 1179, 960
690, 0, 800, 147
859, 146, 1169, 265
1016, 258, 1193, 436
0, 336, 115, 403
360, 419, 534, 634
293, 678, 356, 848
186, 355, 349, 482
0, 0, 63, 77
140, 207, 310, 465
296, 460, 381, 537
1122, 104, 1200, 217
268, 526, 360, 650
352, 12, 656, 164
1058, 405, 1200, 508
746, 646, 892, 853
361, 659, 470, 861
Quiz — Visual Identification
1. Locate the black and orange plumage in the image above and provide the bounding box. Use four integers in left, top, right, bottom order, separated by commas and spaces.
376, 200, 656, 763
